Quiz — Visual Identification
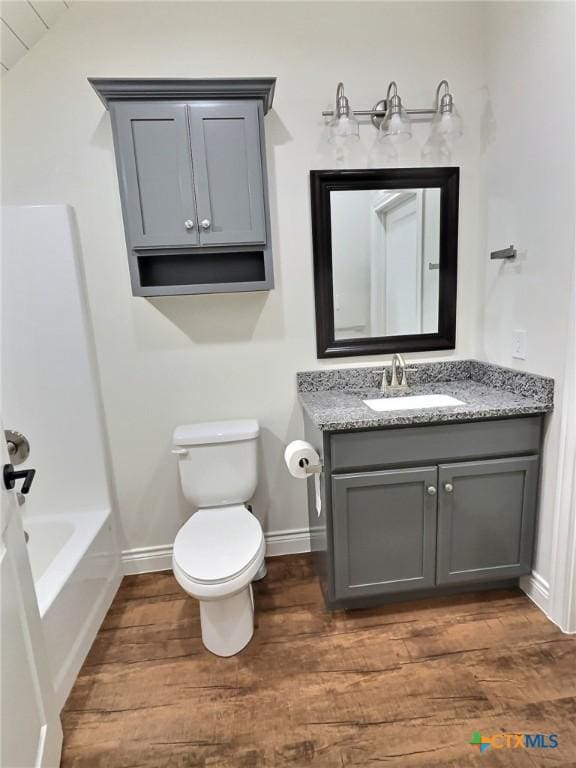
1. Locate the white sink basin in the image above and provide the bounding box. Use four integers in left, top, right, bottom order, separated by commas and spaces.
363, 394, 465, 412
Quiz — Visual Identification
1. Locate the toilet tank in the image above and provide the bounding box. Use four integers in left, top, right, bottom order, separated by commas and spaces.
173, 420, 259, 508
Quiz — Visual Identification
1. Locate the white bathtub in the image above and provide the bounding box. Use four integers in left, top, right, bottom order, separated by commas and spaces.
24, 509, 121, 710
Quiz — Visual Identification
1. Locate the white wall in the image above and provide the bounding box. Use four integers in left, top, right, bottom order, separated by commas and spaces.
1, 1, 486, 553
331, 190, 371, 337
480, 1, 575, 589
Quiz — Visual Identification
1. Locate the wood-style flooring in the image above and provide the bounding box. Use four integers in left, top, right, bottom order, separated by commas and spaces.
61, 554, 576, 768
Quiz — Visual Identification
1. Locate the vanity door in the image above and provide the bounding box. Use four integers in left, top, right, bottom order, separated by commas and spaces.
436, 456, 539, 585
332, 467, 438, 600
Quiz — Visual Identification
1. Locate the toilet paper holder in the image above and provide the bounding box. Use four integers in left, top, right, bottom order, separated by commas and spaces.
299, 457, 322, 475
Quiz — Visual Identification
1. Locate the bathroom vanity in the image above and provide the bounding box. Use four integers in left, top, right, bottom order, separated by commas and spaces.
298, 360, 554, 610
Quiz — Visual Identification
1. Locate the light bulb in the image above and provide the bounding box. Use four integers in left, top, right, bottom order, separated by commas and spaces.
328, 82, 360, 144
432, 81, 463, 140
377, 81, 412, 144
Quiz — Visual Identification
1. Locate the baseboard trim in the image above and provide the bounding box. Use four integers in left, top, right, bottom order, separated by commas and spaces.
122, 528, 311, 575
264, 527, 311, 557
122, 544, 173, 575
520, 571, 551, 615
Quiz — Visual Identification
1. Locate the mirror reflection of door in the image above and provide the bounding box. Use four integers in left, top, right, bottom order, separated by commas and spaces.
331, 188, 440, 341
372, 191, 420, 336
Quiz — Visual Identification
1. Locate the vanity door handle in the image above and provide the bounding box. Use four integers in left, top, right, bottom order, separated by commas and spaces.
171, 448, 188, 456
444, 482, 454, 493
184, 219, 195, 230
200, 219, 211, 230
426, 485, 437, 496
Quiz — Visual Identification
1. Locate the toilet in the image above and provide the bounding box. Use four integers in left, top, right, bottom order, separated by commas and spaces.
171, 419, 265, 657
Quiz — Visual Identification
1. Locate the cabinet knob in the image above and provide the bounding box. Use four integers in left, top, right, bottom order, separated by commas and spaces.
184, 219, 194, 230
200, 219, 211, 230
444, 482, 454, 493
426, 485, 437, 496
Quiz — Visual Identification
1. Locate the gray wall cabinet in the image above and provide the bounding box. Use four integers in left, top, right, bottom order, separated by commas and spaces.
89, 78, 275, 296
303, 415, 543, 609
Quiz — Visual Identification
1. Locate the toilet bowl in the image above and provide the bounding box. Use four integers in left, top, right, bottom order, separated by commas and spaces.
171, 419, 264, 657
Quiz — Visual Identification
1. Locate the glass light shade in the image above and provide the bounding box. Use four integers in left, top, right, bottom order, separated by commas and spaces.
431, 106, 463, 139
328, 113, 360, 143
421, 135, 451, 165
378, 108, 412, 144
368, 139, 399, 168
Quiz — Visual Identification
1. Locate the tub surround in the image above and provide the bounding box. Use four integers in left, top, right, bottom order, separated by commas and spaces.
2, 206, 121, 711
298, 360, 553, 431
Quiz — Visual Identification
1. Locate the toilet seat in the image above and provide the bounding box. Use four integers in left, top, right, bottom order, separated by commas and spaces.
173, 505, 264, 586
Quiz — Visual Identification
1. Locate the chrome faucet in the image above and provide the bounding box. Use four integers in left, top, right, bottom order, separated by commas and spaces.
381, 353, 409, 392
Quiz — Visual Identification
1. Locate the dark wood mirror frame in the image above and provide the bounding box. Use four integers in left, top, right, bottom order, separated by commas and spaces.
310, 167, 459, 359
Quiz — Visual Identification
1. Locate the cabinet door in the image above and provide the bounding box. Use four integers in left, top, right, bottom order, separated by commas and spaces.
332, 467, 438, 600
188, 102, 266, 246
112, 102, 199, 248
437, 456, 539, 585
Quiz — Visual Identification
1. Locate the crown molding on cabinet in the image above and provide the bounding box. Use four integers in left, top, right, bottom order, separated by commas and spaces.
88, 77, 276, 113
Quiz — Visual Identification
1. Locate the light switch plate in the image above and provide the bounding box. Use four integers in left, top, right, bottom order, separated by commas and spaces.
512, 330, 527, 360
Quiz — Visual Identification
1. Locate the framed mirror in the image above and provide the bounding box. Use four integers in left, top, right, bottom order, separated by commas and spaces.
310, 167, 459, 358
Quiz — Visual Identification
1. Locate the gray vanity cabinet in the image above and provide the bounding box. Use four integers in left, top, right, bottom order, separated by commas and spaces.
332, 467, 438, 598
112, 103, 199, 249
304, 414, 544, 610
436, 456, 539, 585
188, 102, 266, 247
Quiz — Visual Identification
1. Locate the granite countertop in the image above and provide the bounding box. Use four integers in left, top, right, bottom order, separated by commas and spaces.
297, 360, 554, 432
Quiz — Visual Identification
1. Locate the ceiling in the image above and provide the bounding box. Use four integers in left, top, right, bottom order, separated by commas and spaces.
1, 1, 70, 74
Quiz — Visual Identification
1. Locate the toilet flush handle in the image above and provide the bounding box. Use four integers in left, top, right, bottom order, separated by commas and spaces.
171, 448, 188, 456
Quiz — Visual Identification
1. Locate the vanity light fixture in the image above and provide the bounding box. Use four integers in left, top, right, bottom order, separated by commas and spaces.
328, 82, 360, 143
322, 79, 462, 144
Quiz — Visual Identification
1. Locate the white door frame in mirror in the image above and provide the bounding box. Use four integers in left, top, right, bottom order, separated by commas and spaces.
369, 190, 424, 337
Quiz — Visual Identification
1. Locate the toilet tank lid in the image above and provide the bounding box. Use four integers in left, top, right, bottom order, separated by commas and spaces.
173, 419, 259, 446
